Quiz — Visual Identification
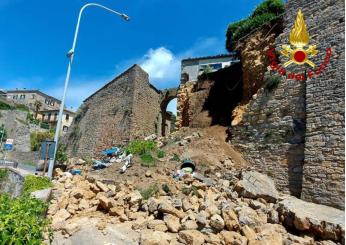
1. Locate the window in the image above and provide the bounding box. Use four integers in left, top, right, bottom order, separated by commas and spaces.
50, 101, 54, 106
54, 113, 58, 121
65, 114, 70, 121
63, 126, 68, 132
13, 95, 18, 100
20, 94, 25, 100
32, 94, 35, 99
47, 113, 51, 121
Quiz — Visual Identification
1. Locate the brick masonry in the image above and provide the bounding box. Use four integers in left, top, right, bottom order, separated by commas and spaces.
64, 65, 161, 158
231, 0, 345, 209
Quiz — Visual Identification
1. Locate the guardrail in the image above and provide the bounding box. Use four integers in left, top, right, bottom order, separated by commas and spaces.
0, 160, 18, 168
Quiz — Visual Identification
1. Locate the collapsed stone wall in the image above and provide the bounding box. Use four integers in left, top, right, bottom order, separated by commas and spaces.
236, 22, 283, 103
176, 64, 243, 129
65, 65, 161, 158
231, 0, 345, 209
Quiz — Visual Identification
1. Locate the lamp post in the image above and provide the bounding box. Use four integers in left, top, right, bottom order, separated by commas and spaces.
47, 3, 129, 178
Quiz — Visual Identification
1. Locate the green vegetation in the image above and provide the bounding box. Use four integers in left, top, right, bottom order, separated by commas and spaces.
30, 131, 54, 151
0, 100, 13, 110
140, 153, 156, 167
0, 194, 51, 244
126, 140, 156, 155
170, 154, 180, 162
182, 185, 199, 196
15, 104, 30, 112
27, 112, 40, 125
126, 140, 160, 167
56, 144, 68, 164
0, 169, 8, 181
162, 184, 171, 194
0, 124, 7, 142
40, 122, 50, 129
226, 0, 284, 51
138, 184, 159, 200
264, 75, 282, 92
23, 175, 52, 195
0, 176, 52, 244
157, 149, 166, 158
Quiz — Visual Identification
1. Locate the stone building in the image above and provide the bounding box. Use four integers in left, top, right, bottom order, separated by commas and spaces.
6, 89, 61, 111
181, 54, 239, 83
65, 65, 162, 157
231, 0, 345, 209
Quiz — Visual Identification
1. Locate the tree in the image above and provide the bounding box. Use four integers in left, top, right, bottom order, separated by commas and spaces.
0, 124, 7, 143
34, 100, 42, 119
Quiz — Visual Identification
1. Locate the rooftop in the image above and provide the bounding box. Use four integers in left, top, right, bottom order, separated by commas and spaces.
6, 89, 62, 103
39, 108, 76, 114
181, 52, 239, 62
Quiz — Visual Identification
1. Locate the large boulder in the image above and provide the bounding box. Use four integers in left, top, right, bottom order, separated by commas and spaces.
277, 196, 345, 242
235, 171, 279, 202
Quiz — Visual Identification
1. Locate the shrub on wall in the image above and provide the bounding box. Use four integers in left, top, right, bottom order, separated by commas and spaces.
30, 131, 54, 151
226, 0, 284, 51
0, 101, 13, 110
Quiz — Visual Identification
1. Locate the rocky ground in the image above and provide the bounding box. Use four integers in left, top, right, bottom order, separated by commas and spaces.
48, 127, 344, 245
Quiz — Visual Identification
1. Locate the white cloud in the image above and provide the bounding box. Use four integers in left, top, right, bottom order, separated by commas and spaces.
140, 47, 180, 88
139, 37, 225, 89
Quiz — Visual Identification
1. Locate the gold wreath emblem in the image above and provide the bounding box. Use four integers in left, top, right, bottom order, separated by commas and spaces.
280, 9, 318, 67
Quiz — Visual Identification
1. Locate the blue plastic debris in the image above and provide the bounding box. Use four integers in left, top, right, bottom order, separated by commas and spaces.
102, 147, 120, 156
70, 169, 82, 175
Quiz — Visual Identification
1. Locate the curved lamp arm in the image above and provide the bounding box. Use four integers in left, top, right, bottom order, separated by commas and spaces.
68, 3, 130, 61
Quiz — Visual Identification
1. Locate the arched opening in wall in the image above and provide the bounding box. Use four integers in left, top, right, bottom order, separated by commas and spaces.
161, 98, 177, 137
202, 62, 243, 126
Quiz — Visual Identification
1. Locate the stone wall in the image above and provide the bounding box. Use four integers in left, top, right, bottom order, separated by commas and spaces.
130, 68, 161, 139
231, 0, 345, 209
291, 0, 344, 209
65, 65, 161, 158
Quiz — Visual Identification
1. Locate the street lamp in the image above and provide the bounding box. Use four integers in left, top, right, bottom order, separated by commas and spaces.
47, 3, 130, 178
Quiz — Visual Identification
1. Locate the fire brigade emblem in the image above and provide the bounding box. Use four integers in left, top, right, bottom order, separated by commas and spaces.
280, 9, 318, 67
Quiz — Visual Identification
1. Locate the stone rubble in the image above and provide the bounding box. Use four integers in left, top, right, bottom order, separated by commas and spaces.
48, 167, 344, 244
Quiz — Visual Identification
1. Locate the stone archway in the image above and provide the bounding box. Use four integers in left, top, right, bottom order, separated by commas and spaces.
160, 88, 178, 136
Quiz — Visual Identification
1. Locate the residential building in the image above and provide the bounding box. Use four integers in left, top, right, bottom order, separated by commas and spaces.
0, 90, 6, 99
37, 109, 75, 134
181, 53, 239, 83
6, 89, 61, 111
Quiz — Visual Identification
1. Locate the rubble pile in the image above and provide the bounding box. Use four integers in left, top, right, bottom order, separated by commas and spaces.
48, 167, 344, 245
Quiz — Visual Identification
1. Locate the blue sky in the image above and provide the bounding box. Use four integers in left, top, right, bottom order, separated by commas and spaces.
0, 0, 263, 113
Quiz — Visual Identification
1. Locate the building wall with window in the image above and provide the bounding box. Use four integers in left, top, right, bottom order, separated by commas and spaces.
181, 54, 239, 83
37, 109, 75, 135
6, 90, 61, 111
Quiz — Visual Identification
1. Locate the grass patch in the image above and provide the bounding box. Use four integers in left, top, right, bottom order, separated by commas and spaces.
126, 140, 156, 155
138, 184, 159, 200
140, 153, 156, 167
182, 185, 199, 196
23, 175, 52, 195
0, 169, 8, 181
170, 154, 180, 162
157, 149, 165, 158
0, 194, 51, 244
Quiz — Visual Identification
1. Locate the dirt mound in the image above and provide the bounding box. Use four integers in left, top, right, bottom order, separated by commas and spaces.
88, 126, 247, 191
